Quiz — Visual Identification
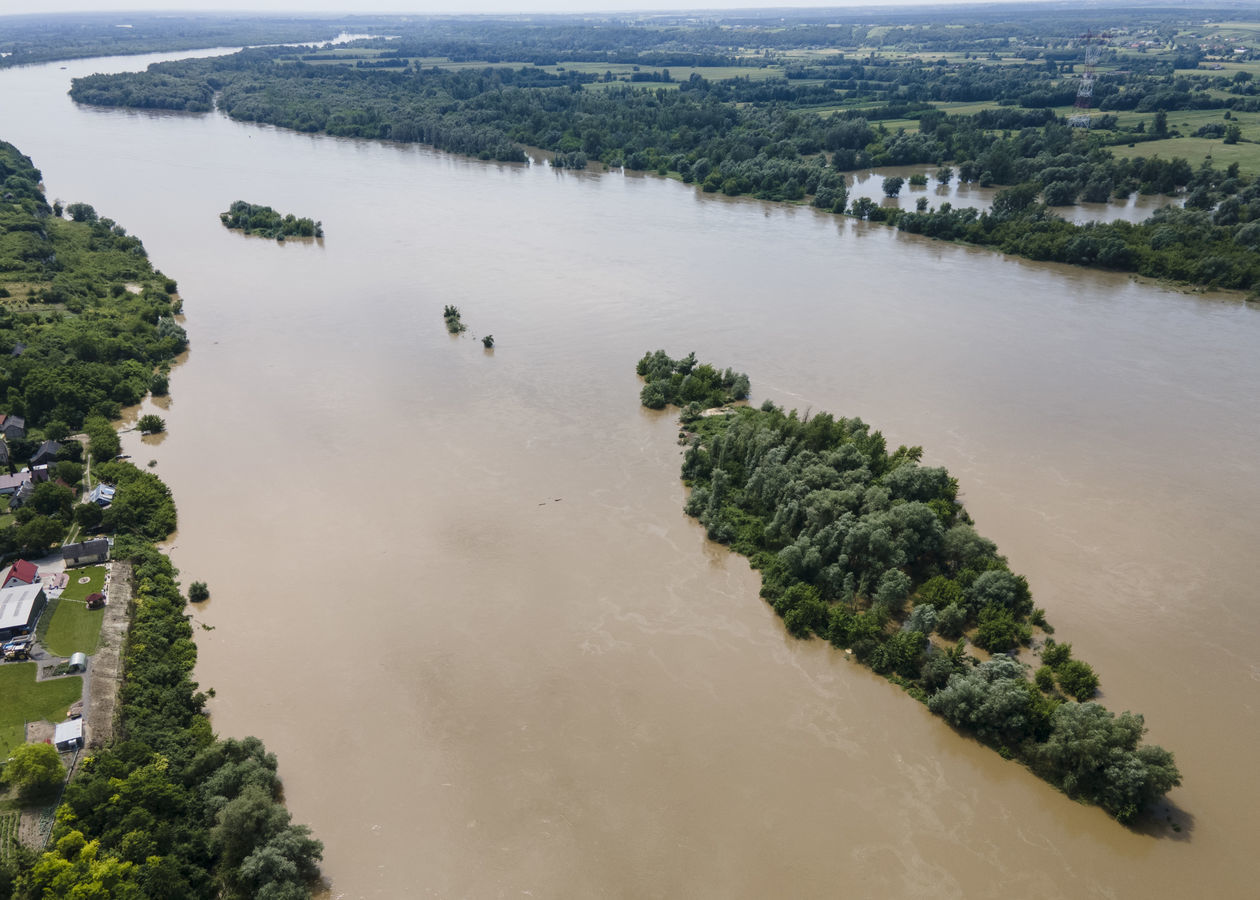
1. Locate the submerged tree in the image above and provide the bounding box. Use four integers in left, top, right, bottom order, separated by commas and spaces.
137, 414, 165, 434
443, 305, 466, 334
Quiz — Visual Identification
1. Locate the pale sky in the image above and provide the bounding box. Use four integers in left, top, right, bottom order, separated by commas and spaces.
2, 1, 1049, 17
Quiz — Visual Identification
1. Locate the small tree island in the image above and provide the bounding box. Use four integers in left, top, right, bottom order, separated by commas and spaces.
639, 350, 1180, 825
220, 200, 322, 241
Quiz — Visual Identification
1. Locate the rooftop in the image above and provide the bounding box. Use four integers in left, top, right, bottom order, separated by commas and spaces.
0, 582, 44, 631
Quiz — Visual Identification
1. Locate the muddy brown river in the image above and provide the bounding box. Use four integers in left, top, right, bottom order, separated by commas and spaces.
3, 50, 1259, 899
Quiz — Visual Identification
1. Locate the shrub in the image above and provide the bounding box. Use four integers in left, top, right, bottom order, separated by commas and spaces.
1041, 638, 1072, 669
137, 414, 165, 434
1056, 659, 1099, 700
1034, 665, 1056, 693
3, 743, 65, 801
936, 601, 967, 638
973, 604, 1029, 652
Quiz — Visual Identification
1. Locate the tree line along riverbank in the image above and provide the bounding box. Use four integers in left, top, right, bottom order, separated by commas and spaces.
0, 139, 323, 899
66, 29, 1260, 297
638, 350, 1180, 825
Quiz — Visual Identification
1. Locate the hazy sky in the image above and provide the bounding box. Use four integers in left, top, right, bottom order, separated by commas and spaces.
4, 1, 1033, 16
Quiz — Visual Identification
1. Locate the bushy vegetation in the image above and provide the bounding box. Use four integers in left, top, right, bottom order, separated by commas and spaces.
443, 304, 465, 334
895, 175, 1260, 292
659, 364, 1178, 822
0, 141, 186, 434
220, 201, 322, 241
1, 742, 65, 803
94, 460, 177, 540
136, 413, 165, 434
636, 350, 749, 412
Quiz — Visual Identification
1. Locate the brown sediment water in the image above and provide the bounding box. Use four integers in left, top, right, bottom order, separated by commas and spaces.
3, 49, 1260, 899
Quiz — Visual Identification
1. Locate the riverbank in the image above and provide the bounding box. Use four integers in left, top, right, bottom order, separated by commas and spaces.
0, 137, 324, 898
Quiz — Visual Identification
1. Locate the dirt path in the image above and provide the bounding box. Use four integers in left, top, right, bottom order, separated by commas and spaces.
84, 560, 130, 750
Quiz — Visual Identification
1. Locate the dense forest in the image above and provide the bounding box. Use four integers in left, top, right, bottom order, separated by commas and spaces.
220, 201, 322, 241
0, 140, 323, 898
67, 13, 1260, 294
639, 351, 1179, 823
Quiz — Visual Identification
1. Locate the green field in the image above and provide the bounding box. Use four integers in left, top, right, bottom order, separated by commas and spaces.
40, 596, 103, 657
60, 565, 105, 602
1111, 136, 1260, 175
0, 664, 82, 757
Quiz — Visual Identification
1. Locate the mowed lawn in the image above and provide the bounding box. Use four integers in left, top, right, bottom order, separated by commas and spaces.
41, 565, 108, 657
59, 566, 106, 602
0, 664, 82, 757
41, 598, 103, 657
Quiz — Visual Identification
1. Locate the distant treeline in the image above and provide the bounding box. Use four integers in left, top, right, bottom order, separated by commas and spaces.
639, 353, 1180, 824
220, 201, 322, 241
68, 42, 1259, 293
0, 14, 346, 69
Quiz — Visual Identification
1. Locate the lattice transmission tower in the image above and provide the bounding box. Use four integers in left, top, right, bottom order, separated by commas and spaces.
1069, 30, 1110, 128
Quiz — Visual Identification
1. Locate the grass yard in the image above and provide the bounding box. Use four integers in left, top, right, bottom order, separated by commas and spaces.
59, 565, 105, 602
0, 663, 82, 758
39, 596, 103, 658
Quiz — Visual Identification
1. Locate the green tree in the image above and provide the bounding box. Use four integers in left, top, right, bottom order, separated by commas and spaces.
3, 742, 66, 801
83, 415, 121, 461
906, 603, 937, 635
17, 515, 64, 556
873, 568, 912, 614
1040, 638, 1072, 669
966, 569, 1029, 616
936, 601, 967, 638
917, 575, 963, 610
1056, 659, 1099, 700
189, 581, 210, 603
882, 175, 905, 197
74, 502, 104, 530
137, 414, 165, 434
1034, 703, 1179, 822
65, 202, 97, 223
927, 656, 1032, 743
1034, 665, 1056, 693
973, 604, 1030, 652
30, 481, 75, 520
55, 461, 85, 485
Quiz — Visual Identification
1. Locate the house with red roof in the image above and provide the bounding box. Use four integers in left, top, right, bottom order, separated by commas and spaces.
2, 559, 39, 590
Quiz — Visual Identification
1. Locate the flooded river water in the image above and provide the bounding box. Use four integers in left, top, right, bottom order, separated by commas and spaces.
2, 50, 1259, 899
